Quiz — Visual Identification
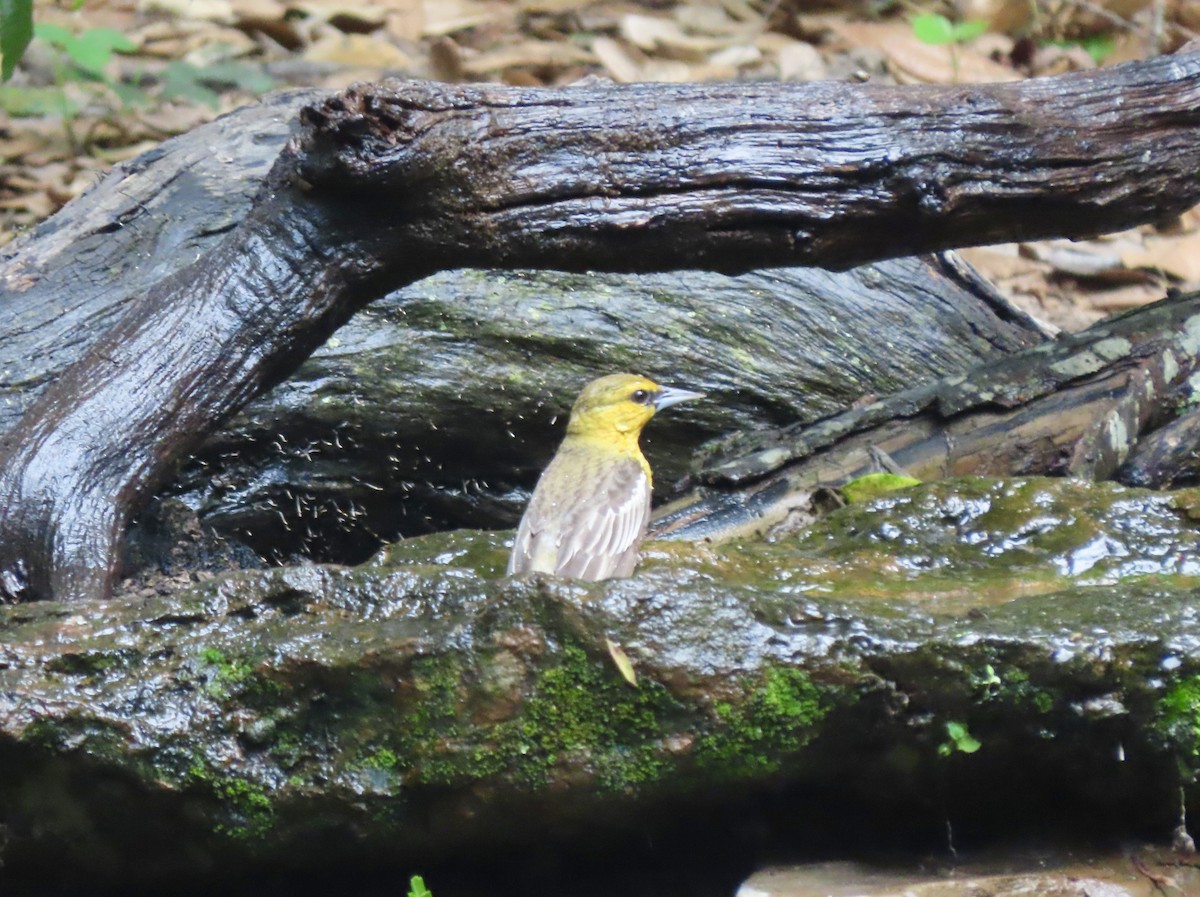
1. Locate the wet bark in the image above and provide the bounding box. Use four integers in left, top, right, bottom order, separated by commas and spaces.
0, 94, 1047, 575
1, 53, 1199, 602
654, 289, 1200, 541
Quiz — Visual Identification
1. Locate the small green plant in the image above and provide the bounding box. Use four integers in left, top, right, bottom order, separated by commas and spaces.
34, 23, 135, 80
910, 13, 989, 46
910, 13, 989, 83
1, 15, 272, 130
975, 663, 1002, 698
408, 875, 433, 897
0, 22, 136, 134
1048, 34, 1116, 65
938, 720, 982, 757
159, 58, 273, 109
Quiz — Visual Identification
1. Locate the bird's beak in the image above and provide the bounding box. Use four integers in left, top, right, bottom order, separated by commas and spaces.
654, 386, 705, 410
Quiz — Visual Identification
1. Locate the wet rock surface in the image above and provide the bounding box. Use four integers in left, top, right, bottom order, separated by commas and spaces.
3, 477, 1200, 893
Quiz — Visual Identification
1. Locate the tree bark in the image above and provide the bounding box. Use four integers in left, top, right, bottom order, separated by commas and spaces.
2, 54, 1199, 602
0, 92, 1047, 569
653, 289, 1200, 541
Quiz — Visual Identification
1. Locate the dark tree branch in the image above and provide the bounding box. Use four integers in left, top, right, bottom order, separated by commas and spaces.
652, 291, 1200, 543
2, 54, 1199, 602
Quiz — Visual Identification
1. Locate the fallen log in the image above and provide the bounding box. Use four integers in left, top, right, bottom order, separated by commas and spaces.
654, 288, 1200, 541
1, 54, 1198, 602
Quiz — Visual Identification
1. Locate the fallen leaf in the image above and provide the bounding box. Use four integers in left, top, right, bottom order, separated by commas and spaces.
773, 38, 826, 81
461, 39, 594, 74
830, 21, 1020, 84
1087, 283, 1167, 312
1120, 232, 1200, 282
428, 35, 464, 81
138, 0, 235, 23
303, 32, 416, 69
422, 0, 510, 37
591, 35, 641, 82
289, 1, 388, 28
708, 44, 760, 69
384, 0, 425, 42
605, 637, 638, 688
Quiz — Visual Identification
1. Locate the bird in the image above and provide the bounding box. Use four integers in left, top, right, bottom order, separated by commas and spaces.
508, 373, 704, 581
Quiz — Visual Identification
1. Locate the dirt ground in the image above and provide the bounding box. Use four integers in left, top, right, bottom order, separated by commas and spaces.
1, 0, 1198, 330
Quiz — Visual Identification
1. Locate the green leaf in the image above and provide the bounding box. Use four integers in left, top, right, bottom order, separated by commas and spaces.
911, 14, 956, 45
951, 18, 988, 42
192, 59, 274, 93
109, 78, 149, 108
1081, 34, 1116, 63
841, 472, 922, 504
0, 83, 73, 116
911, 13, 988, 45
945, 721, 982, 753
1051, 34, 1116, 64
32, 21, 73, 48
79, 27, 136, 54
1, 0, 34, 81
160, 60, 221, 108
59, 28, 132, 77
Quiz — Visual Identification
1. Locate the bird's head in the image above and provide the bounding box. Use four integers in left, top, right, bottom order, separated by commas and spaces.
566, 373, 704, 439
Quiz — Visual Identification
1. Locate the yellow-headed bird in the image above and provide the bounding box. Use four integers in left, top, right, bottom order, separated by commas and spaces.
508, 373, 704, 581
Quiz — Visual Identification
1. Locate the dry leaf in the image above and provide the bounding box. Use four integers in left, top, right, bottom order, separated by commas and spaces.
619, 13, 736, 58
620, 13, 685, 52
461, 39, 594, 74
422, 0, 509, 37
605, 637, 638, 688
831, 22, 1020, 84
1088, 283, 1167, 312
637, 58, 694, 82
673, 3, 747, 37
138, 0, 235, 22
718, 0, 762, 25
428, 35, 465, 81
774, 38, 826, 81
303, 32, 416, 69
519, 0, 590, 12
591, 35, 642, 82
290, 1, 388, 30
1120, 233, 1200, 282
384, 0, 425, 42
707, 44, 760, 69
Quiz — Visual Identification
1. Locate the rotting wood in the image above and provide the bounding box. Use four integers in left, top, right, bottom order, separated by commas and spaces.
1, 54, 1199, 602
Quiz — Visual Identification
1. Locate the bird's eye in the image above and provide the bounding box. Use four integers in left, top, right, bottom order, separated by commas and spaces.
631, 389, 650, 404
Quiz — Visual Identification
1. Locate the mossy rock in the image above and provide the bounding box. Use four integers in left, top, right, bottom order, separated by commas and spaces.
3, 476, 1200, 888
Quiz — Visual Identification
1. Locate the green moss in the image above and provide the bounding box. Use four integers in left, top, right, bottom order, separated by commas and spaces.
363, 748, 399, 770
186, 756, 276, 841
1157, 676, 1200, 771
508, 644, 681, 791
44, 650, 132, 678
197, 646, 281, 703
387, 644, 684, 793
693, 667, 828, 780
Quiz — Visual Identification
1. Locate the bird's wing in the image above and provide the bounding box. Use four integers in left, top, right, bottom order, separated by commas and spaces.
554, 457, 651, 580
508, 452, 651, 580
